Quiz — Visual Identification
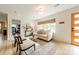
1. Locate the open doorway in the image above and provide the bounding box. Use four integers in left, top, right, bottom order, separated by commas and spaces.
0, 13, 8, 48
12, 19, 21, 36
0, 13, 8, 40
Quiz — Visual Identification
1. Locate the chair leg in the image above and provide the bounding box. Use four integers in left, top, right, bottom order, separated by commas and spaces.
34, 44, 35, 51
24, 51, 27, 55
16, 46, 18, 53
19, 50, 21, 55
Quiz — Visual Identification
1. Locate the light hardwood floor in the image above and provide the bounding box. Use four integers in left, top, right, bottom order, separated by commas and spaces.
0, 39, 79, 55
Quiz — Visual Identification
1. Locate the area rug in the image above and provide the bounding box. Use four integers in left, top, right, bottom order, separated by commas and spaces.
29, 42, 55, 55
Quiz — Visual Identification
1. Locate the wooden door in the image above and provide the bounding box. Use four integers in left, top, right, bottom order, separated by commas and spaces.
71, 12, 79, 46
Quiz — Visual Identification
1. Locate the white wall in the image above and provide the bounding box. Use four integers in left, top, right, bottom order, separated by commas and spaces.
36, 6, 79, 43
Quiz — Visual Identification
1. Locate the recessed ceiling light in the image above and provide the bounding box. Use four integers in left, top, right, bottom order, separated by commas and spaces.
35, 5, 45, 15
35, 5, 45, 12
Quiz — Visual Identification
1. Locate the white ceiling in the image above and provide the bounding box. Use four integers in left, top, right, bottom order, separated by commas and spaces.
0, 4, 78, 20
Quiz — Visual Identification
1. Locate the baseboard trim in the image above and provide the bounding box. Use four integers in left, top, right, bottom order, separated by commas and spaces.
53, 39, 70, 44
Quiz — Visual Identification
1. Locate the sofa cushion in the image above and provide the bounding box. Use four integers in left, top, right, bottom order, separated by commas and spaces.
37, 29, 48, 34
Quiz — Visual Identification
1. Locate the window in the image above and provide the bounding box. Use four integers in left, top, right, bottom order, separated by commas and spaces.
37, 23, 56, 33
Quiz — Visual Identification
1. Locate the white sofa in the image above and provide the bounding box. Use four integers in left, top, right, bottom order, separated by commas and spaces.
37, 29, 54, 41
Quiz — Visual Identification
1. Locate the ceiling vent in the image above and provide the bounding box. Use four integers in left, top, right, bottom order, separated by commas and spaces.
54, 4, 60, 7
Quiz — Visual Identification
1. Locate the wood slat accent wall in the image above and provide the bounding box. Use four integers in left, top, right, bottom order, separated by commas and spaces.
38, 18, 55, 25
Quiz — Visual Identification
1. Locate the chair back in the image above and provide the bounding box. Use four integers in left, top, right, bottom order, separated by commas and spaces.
14, 36, 23, 47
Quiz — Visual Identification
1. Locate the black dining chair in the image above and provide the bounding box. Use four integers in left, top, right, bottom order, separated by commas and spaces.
14, 35, 35, 55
